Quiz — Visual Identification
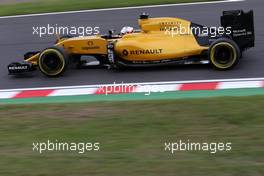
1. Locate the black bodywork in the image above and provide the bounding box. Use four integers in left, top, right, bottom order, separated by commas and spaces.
192, 10, 254, 51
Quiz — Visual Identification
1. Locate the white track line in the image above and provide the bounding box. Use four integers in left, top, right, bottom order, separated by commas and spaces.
0, 0, 245, 19
0, 77, 262, 92
217, 81, 263, 89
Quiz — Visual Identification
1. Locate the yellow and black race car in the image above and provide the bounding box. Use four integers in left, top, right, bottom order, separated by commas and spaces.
8, 10, 254, 77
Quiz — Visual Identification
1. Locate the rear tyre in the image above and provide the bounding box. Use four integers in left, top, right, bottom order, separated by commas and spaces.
38, 47, 69, 77
209, 38, 241, 70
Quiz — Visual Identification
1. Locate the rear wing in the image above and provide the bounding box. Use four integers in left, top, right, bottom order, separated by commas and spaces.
221, 10, 255, 51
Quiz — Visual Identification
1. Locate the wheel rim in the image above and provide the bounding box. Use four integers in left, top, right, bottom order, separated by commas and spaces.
210, 42, 237, 69
39, 49, 65, 76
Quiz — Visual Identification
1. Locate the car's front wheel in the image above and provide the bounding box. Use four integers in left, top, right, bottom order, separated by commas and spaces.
38, 47, 69, 77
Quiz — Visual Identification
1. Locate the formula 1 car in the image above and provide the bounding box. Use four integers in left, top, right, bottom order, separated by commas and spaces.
8, 10, 254, 77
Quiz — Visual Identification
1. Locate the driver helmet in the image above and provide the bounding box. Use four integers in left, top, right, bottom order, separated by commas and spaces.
120, 26, 134, 35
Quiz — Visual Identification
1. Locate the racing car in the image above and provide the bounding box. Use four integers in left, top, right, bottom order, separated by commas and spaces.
8, 10, 254, 77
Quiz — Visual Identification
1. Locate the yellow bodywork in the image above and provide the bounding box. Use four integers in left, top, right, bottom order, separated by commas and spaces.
57, 36, 107, 55
26, 35, 107, 65
26, 16, 208, 65
115, 17, 208, 61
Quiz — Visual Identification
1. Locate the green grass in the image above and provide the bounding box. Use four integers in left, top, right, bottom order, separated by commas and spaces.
0, 95, 263, 176
0, 0, 217, 16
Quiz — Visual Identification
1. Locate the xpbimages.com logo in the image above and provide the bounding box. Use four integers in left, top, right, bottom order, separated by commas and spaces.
32, 140, 100, 154
164, 24, 232, 38
32, 24, 100, 37
164, 139, 232, 154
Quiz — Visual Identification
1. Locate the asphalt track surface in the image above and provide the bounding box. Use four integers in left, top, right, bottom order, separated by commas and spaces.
0, 0, 263, 89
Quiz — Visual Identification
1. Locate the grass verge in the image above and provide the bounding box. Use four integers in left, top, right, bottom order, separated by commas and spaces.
0, 95, 263, 176
0, 0, 217, 16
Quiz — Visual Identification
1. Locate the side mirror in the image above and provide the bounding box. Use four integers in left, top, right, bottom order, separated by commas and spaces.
140, 12, 149, 19
108, 29, 115, 36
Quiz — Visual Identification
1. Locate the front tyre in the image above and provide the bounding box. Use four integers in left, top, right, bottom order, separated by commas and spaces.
38, 47, 69, 77
209, 38, 241, 70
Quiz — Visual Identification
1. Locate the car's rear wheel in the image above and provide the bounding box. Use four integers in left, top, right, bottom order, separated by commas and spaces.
38, 47, 69, 77
209, 38, 240, 70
